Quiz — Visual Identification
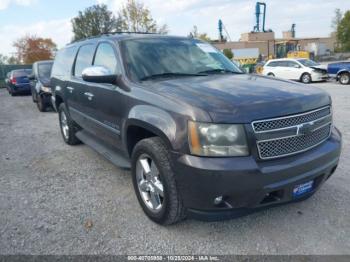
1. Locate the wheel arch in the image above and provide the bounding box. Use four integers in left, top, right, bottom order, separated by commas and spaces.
337, 69, 350, 78
124, 105, 177, 157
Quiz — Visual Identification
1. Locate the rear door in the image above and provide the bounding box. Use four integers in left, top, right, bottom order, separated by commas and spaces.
286, 60, 303, 80
87, 41, 125, 149
67, 44, 96, 132
275, 61, 291, 79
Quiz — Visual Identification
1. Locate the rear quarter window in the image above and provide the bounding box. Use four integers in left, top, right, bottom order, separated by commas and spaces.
51, 46, 78, 78
266, 61, 278, 67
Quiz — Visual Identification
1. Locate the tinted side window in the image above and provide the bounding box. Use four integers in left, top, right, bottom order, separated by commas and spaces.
287, 61, 299, 68
278, 61, 289, 67
52, 46, 77, 78
74, 45, 95, 77
94, 43, 118, 74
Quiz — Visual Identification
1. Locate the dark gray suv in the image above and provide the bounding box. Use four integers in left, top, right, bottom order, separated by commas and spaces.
51, 33, 342, 225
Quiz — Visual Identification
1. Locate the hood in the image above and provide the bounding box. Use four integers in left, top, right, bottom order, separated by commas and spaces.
39, 76, 51, 87
310, 64, 327, 70
310, 64, 328, 74
145, 74, 331, 123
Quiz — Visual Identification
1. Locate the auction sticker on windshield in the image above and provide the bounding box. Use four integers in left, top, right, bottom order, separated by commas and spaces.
196, 43, 218, 53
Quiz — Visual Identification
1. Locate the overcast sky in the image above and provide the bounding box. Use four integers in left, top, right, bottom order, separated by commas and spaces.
0, 0, 350, 56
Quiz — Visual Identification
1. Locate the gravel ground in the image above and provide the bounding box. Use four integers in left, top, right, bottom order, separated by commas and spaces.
0, 81, 349, 255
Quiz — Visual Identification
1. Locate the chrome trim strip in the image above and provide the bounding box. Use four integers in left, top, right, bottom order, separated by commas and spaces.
256, 122, 332, 143
251, 106, 331, 133
69, 107, 121, 135
257, 125, 332, 160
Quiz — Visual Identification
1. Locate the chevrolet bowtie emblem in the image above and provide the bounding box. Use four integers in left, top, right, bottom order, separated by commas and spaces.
297, 121, 315, 136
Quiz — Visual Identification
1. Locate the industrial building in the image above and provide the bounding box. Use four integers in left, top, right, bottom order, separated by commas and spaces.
213, 31, 336, 59
213, 2, 336, 61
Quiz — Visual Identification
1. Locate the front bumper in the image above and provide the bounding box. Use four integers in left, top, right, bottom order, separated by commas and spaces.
172, 128, 341, 221
311, 72, 329, 82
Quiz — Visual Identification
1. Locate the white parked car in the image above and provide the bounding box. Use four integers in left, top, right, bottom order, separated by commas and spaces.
262, 58, 329, 84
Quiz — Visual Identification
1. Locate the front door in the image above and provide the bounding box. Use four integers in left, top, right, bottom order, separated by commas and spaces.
86, 42, 125, 149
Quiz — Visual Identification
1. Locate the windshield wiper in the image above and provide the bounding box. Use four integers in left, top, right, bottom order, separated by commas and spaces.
140, 72, 207, 81
197, 69, 243, 74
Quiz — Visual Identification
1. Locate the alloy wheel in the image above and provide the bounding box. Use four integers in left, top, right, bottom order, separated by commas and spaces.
340, 74, 349, 85
136, 154, 164, 212
60, 111, 69, 140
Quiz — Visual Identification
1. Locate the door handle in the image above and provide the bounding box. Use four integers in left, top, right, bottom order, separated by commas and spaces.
67, 86, 74, 93
84, 92, 94, 100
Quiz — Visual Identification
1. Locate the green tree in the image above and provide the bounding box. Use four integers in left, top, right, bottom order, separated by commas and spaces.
223, 49, 233, 60
71, 4, 122, 41
7, 56, 20, 65
189, 25, 211, 42
332, 8, 343, 32
337, 10, 350, 52
0, 54, 8, 65
119, 0, 168, 34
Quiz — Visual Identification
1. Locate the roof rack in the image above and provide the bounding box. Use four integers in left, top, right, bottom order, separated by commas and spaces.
70, 31, 159, 44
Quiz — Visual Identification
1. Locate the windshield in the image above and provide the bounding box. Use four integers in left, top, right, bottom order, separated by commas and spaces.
298, 59, 320, 67
121, 37, 243, 81
38, 63, 53, 80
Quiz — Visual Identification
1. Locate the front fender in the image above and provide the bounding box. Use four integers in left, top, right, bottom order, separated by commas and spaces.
124, 105, 178, 150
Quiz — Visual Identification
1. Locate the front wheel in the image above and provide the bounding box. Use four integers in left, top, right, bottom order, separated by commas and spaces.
339, 72, 350, 85
58, 103, 81, 145
37, 95, 47, 112
131, 137, 186, 225
301, 73, 312, 84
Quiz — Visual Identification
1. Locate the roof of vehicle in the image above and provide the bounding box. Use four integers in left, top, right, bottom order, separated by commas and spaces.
266, 58, 302, 62
34, 60, 54, 65
65, 32, 192, 48
11, 69, 32, 73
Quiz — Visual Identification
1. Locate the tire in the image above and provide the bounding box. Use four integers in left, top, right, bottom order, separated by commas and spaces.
267, 73, 275, 77
301, 73, 312, 84
339, 72, 350, 85
131, 137, 186, 225
58, 103, 81, 145
37, 94, 47, 112
32, 90, 37, 103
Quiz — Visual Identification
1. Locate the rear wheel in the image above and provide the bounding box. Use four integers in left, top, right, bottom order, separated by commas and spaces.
339, 72, 350, 85
267, 73, 275, 77
131, 137, 186, 225
301, 73, 312, 84
58, 103, 81, 145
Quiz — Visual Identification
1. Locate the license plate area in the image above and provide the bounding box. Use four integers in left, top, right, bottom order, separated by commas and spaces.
293, 180, 314, 198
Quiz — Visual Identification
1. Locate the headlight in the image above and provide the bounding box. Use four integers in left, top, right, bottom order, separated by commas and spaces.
42, 86, 51, 93
188, 121, 249, 157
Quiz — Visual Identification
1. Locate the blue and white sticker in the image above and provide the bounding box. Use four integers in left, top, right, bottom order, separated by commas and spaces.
196, 43, 218, 53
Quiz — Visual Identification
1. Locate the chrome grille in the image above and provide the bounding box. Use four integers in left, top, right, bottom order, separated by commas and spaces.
258, 124, 331, 159
252, 106, 332, 160
253, 107, 331, 132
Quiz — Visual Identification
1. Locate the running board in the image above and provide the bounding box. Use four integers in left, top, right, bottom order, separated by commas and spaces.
76, 130, 131, 169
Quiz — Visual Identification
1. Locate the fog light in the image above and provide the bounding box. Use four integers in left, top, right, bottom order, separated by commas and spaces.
214, 196, 224, 206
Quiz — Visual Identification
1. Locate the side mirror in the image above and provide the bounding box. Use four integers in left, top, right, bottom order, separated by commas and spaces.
82, 66, 117, 84
28, 74, 35, 80
294, 64, 301, 69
